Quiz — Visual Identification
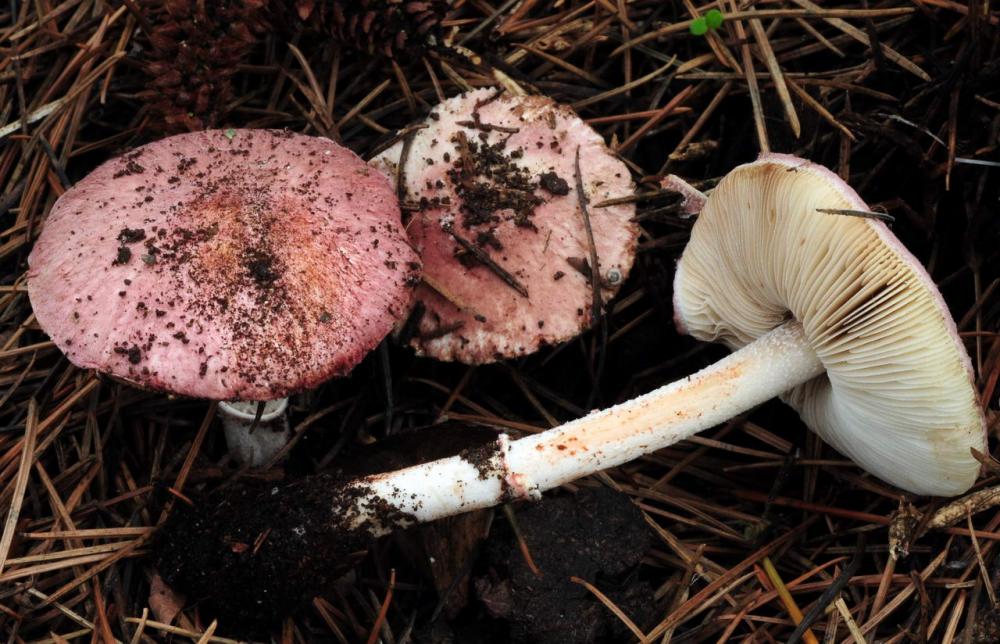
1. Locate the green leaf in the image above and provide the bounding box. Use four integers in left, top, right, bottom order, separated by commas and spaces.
705, 9, 724, 30
689, 17, 708, 36
224, 128, 237, 141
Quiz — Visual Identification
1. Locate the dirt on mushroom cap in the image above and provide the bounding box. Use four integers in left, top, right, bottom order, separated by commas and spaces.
373, 89, 639, 364
28, 129, 421, 400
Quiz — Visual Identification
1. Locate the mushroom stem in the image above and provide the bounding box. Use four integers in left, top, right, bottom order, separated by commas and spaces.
218, 399, 291, 467
347, 321, 823, 533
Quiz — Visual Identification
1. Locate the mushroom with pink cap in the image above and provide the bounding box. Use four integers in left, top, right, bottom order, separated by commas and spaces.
372, 89, 639, 363
28, 129, 420, 464
159, 153, 987, 621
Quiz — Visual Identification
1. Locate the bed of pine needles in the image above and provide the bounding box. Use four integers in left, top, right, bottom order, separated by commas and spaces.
2, 1, 1000, 642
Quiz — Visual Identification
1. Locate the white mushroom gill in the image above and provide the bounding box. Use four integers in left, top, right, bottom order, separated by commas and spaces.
674, 154, 985, 495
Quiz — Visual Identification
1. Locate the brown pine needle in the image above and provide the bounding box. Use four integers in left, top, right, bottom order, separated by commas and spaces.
747, 11, 801, 138
570, 576, 649, 643
0, 398, 36, 575
967, 510, 997, 607
786, 0, 931, 81
336, 79, 391, 130
794, 17, 846, 57
786, 78, 857, 141
571, 58, 676, 109
816, 208, 894, 223
21, 527, 152, 540
122, 618, 248, 644
574, 146, 603, 322
585, 107, 694, 124
443, 223, 529, 298
0, 550, 144, 583
835, 597, 868, 644
366, 569, 396, 644
502, 504, 543, 578
611, 7, 917, 56
195, 621, 219, 644
4, 541, 129, 566
129, 608, 149, 644
734, 490, 1000, 541
870, 554, 896, 618
940, 590, 965, 644
647, 523, 813, 639
166, 486, 194, 506
761, 557, 819, 644
728, 0, 770, 152
157, 402, 215, 524
853, 546, 949, 641
616, 85, 695, 153
515, 44, 607, 86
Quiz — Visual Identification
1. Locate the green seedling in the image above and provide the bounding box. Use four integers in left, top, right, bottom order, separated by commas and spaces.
690, 9, 725, 36
706, 9, 724, 29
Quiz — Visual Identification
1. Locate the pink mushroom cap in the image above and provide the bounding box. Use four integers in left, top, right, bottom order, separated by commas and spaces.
373, 89, 638, 363
28, 129, 420, 400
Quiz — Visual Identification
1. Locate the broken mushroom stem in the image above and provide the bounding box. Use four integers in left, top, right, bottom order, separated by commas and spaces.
217, 398, 291, 467
336, 322, 821, 535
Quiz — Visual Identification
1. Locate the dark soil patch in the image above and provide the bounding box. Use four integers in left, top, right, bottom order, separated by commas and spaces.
156, 424, 500, 635
476, 487, 655, 643
155, 473, 367, 635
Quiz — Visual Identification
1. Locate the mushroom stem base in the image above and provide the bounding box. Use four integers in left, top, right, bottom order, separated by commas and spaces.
358, 321, 823, 530
219, 398, 291, 467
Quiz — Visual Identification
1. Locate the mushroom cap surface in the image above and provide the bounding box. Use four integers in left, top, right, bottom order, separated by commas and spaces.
373, 89, 638, 363
28, 129, 420, 400
673, 153, 986, 495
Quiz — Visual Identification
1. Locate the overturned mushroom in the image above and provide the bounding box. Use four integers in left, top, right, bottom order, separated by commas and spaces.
28, 129, 420, 465
372, 89, 639, 363
158, 154, 985, 621
674, 153, 985, 494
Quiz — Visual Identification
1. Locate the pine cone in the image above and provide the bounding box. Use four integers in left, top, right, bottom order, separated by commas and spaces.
281, 0, 449, 58
141, 0, 267, 133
